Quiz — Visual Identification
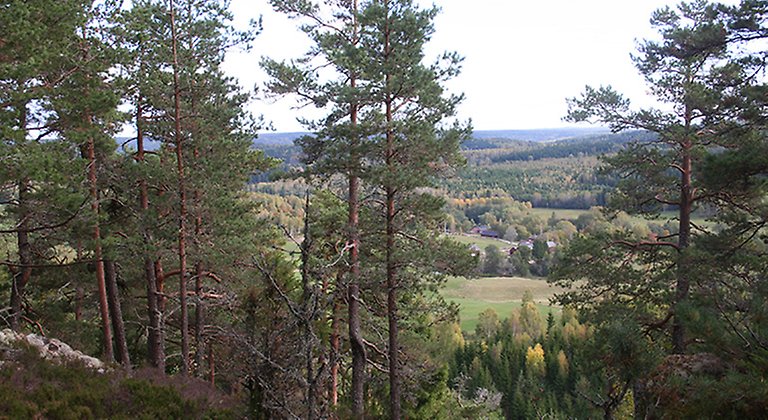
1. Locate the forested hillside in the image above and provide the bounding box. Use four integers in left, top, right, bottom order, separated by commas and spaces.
254, 129, 650, 209
1, 0, 767, 419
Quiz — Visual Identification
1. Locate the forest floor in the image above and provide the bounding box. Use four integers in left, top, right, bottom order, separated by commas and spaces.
442, 276, 566, 332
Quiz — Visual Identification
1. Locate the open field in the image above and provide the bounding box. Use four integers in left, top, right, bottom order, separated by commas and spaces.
529, 207, 713, 227
449, 234, 510, 249
528, 207, 589, 220
442, 276, 566, 332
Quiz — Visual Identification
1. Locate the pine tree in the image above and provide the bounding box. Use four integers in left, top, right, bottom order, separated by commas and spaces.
560, 0, 762, 354
262, 1, 368, 414
112, 0, 171, 370
0, 1, 130, 365
265, 2, 471, 416
554, 0, 768, 416
354, 1, 470, 416
0, 0, 91, 332
51, 0, 126, 363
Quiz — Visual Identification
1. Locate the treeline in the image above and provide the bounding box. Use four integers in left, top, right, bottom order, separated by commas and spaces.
446, 157, 611, 209
488, 130, 656, 163
256, 132, 629, 210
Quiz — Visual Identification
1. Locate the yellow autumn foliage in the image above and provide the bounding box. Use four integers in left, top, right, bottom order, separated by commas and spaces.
525, 343, 545, 376
557, 349, 569, 377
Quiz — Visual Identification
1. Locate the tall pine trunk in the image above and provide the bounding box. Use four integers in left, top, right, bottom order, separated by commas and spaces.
300, 192, 317, 419
155, 259, 168, 344
87, 120, 114, 363
329, 284, 342, 406
192, 136, 205, 376
145, 254, 164, 368
9, 106, 32, 332
11, 178, 32, 332
105, 260, 130, 367
170, 0, 190, 375
672, 125, 693, 354
189, 13, 206, 376
137, 100, 165, 370
194, 261, 205, 374
347, 100, 367, 420
348, 1, 366, 414
384, 8, 401, 417
385, 183, 400, 419
348, 170, 365, 418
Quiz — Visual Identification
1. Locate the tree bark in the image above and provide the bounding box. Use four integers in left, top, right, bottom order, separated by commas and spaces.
87, 121, 114, 363
672, 136, 693, 354
384, 7, 401, 418
386, 184, 401, 420
330, 288, 341, 407
633, 380, 650, 419
10, 179, 32, 332
347, 113, 366, 420
194, 261, 205, 375
10, 106, 31, 332
154, 258, 167, 370
300, 192, 317, 420
75, 286, 84, 322
170, 0, 190, 375
208, 342, 215, 385
190, 13, 206, 376
105, 260, 130, 367
137, 100, 164, 370
348, 2, 366, 415
145, 255, 163, 368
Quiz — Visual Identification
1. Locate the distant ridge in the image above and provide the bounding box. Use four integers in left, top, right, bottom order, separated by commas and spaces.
254, 132, 310, 145
254, 127, 610, 146
471, 127, 609, 142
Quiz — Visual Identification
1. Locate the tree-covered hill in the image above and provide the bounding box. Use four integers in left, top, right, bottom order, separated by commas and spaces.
253, 127, 612, 148
437, 131, 657, 209
485, 130, 655, 163
253, 129, 646, 208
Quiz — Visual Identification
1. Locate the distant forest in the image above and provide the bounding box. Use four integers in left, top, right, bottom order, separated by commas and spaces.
253, 129, 654, 209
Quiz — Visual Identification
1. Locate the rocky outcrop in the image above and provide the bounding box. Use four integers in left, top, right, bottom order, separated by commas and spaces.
0, 328, 105, 372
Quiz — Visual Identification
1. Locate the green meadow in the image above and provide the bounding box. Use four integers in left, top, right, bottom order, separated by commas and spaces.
449, 234, 511, 248
528, 207, 589, 220
442, 276, 565, 332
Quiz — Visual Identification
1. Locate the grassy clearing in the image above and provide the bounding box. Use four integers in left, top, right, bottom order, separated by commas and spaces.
528, 208, 588, 220
449, 234, 510, 249
442, 276, 566, 332
449, 298, 558, 332
529, 207, 713, 227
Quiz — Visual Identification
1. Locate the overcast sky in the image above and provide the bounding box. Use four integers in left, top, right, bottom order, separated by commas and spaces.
222, 0, 737, 133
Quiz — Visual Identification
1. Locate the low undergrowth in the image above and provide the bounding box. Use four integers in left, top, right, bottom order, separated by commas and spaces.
0, 344, 242, 419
